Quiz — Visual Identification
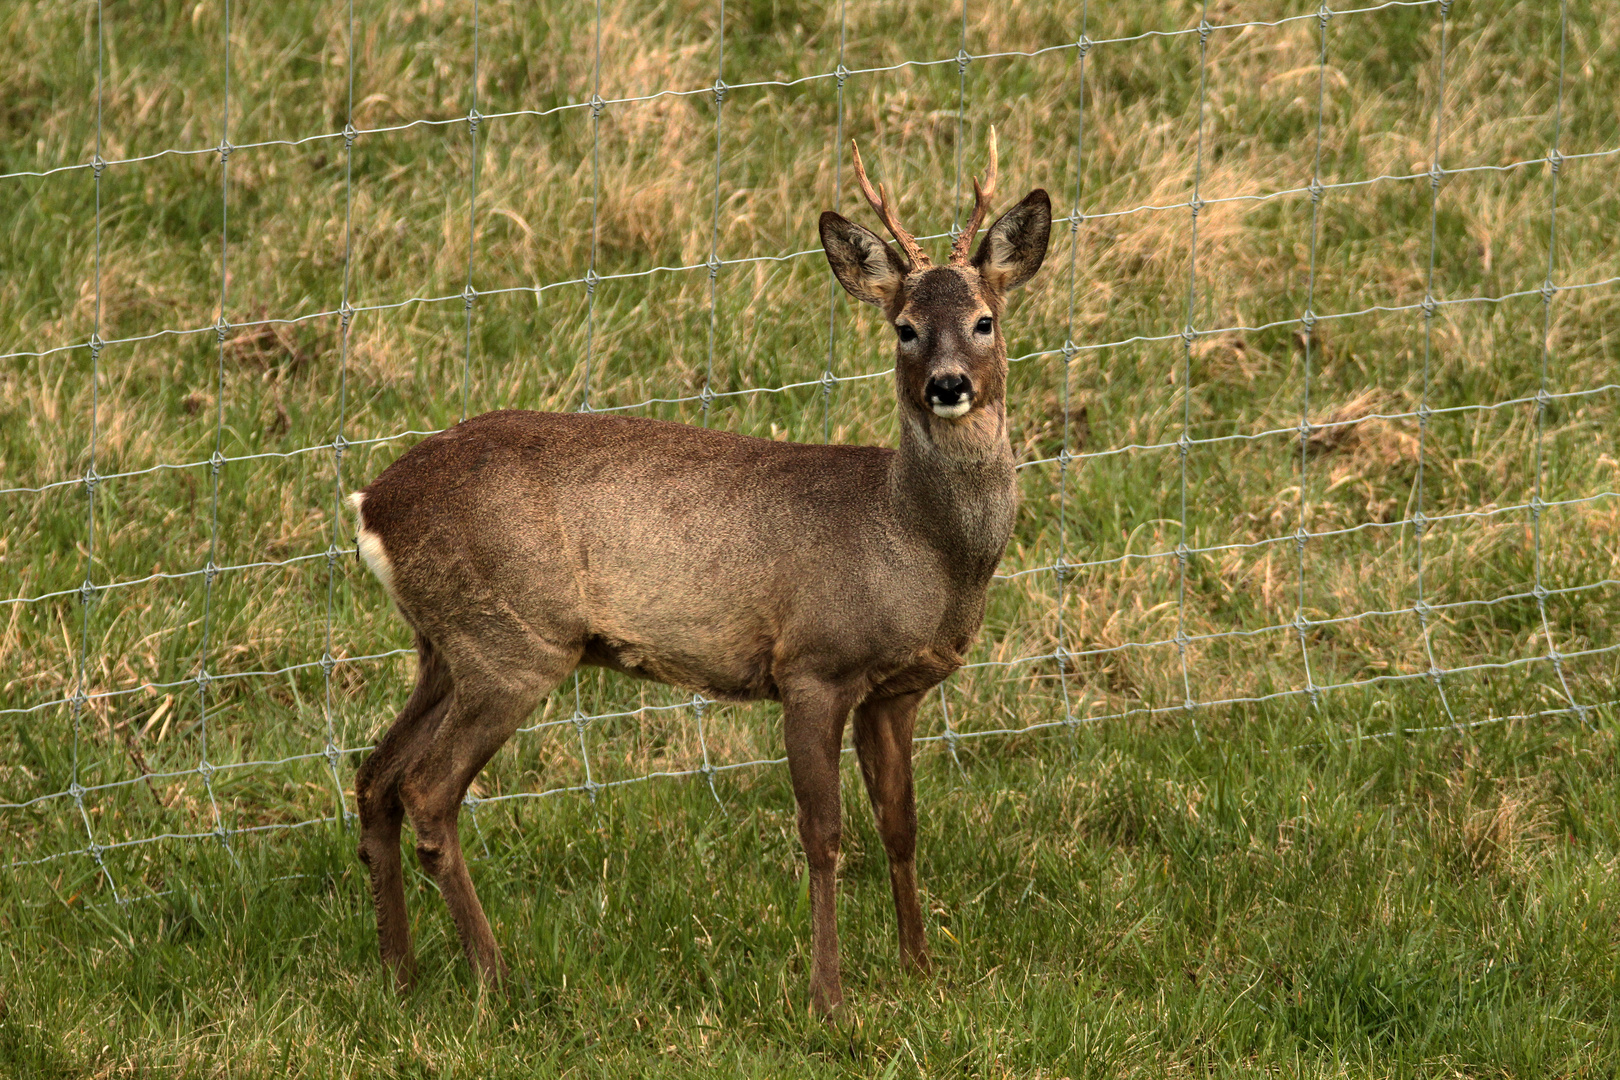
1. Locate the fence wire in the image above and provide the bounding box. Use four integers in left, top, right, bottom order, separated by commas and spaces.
3, 0, 1617, 906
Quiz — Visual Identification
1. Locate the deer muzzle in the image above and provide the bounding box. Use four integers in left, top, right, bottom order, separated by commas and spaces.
925, 373, 974, 418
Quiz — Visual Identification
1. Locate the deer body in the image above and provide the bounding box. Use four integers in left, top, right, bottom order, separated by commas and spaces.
352, 134, 1050, 1014
354, 410, 1013, 705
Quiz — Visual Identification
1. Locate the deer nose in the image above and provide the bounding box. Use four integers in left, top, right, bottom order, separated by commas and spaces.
925, 374, 974, 418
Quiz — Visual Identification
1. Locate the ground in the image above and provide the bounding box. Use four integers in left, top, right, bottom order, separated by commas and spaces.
1, 0, 1617, 1074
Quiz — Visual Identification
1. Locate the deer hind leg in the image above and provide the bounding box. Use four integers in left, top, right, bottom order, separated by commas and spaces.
781, 678, 859, 1017
399, 638, 575, 987
356, 634, 452, 991
853, 690, 929, 974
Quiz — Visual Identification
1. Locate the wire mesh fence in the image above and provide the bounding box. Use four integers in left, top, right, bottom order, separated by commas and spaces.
2, 0, 1617, 910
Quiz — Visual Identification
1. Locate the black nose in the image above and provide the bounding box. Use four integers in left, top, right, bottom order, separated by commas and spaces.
925, 373, 973, 406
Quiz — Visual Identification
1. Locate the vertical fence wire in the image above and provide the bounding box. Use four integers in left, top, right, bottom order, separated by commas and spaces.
1292, 5, 1334, 723
318, 0, 362, 827
567, 0, 609, 796
462, 19, 502, 930
821, 0, 849, 444
67, 0, 119, 904
1055, 2, 1092, 742
953, 0, 969, 233
1174, 3, 1215, 744
1531, 0, 1586, 725
459, 0, 484, 422
691, 0, 729, 800
193, 0, 237, 857
580, 0, 605, 413
1412, 0, 1460, 727
934, 0, 973, 765
699, 0, 728, 427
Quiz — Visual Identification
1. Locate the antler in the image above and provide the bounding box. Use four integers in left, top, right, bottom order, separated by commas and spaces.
850, 141, 930, 269
949, 126, 999, 265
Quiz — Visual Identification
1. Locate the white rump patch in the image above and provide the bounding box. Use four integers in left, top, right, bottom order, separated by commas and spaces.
930, 400, 973, 419
348, 491, 396, 596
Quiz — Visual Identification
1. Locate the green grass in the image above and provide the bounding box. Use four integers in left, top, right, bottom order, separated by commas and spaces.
2, 0, 1619, 1073
5, 713, 1620, 1076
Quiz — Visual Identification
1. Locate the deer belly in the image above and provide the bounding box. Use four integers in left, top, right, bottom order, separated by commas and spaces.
579, 632, 779, 702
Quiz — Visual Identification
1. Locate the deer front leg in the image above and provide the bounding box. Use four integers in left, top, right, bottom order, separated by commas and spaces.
782, 681, 856, 1018
853, 690, 929, 975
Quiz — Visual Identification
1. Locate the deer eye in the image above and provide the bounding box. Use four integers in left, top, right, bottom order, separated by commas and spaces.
974, 316, 994, 335
896, 324, 918, 343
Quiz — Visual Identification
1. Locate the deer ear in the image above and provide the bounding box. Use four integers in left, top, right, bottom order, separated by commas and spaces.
820, 211, 909, 308
971, 188, 1051, 294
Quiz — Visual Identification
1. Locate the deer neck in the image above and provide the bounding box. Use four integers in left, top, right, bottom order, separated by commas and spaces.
890, 400, 1018, 580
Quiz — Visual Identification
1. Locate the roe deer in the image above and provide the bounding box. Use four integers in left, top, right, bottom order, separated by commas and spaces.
350, 131, 1050, 1015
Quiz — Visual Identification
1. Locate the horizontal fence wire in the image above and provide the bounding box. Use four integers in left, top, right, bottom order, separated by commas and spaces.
3, 0, 1617, 906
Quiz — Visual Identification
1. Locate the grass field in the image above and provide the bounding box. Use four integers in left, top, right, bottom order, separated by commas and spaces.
2, 0, 1619, 1074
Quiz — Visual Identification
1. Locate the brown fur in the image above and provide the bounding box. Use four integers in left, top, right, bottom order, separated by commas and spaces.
351, 171, 1051, 1016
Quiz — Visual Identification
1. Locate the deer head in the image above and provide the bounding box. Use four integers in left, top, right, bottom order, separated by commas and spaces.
819, 130, 1052, 433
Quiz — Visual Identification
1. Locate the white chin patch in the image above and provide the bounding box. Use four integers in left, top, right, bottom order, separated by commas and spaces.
930, 400, 972, 419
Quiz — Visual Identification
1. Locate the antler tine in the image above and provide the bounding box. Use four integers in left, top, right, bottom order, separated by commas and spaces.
850, 140, 930, 268
949, 126, 1000, 264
